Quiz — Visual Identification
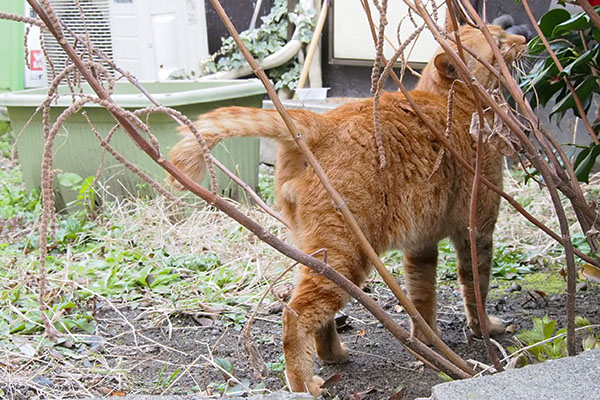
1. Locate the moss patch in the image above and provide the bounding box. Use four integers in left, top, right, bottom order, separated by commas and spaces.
491, 271, 567, 296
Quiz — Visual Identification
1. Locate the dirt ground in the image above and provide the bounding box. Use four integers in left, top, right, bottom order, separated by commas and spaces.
7, 278, 595, 400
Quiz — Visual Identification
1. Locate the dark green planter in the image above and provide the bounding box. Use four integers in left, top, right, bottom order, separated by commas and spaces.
0, 79, 265, 209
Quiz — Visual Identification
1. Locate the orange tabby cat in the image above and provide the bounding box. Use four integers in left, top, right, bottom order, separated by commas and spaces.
169, 25, 526, 396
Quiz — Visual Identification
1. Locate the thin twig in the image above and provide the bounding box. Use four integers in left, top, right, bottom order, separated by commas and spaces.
468, 114, 504, 372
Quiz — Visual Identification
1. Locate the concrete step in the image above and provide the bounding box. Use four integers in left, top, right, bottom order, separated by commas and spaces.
419, 349, 600, 400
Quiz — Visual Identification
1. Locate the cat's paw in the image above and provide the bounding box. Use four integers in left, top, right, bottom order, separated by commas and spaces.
487, 315, 505, 336
307, 375, 326, 397
318, 342, 349, 364
469, 314, 505, 337
413, 325, 442, 345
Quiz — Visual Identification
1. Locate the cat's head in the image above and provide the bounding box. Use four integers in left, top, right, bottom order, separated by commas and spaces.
430, 24, 527, 90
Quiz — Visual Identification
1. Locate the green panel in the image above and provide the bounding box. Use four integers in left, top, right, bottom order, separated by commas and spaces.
3, 81, 265, 209
0, 0, 25, 92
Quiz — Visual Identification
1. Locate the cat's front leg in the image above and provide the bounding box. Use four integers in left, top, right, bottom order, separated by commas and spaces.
404, 245, 442, 344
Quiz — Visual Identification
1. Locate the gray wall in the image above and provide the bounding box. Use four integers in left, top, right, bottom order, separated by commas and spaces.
320, 0, 552, 97
205, 0, 275, 54
204, 1, 553, 97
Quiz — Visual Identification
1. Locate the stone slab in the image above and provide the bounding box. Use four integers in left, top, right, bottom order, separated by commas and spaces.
425, 349, 600, 400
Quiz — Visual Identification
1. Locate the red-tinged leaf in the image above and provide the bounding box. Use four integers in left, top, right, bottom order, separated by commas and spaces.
322, 374, 341, 389
534, 290, 547, 299
353, 388, 376, 400
558, 268, 567, 280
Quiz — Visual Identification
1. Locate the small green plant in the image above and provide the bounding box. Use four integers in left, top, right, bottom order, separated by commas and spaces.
57, 172, 97, 213
437, 241, 532, 281
211, 357, 267, 396
199, 0, 315, 91
0, 121, 12, 158
152, 364, 182, 393
438, 240, 458, 279
492, 245, 533, 280
509, 315, 600, 367
266, 354, 285, 373
508, 315, 568, 366
575, 316, 600, 351
258, 169, 277, 206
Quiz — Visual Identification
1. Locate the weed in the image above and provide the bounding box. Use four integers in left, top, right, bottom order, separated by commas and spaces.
152, 364, 182, 393
492, 245, 534, 280
0, 121, 12, 158
438, 240, 458, 280
508, 315, 567, 366
258, 168, 277, 206
266, 354, 285, 373
210, 357, 267, 396
57, 172, 97, 213
439, 241, 533, 281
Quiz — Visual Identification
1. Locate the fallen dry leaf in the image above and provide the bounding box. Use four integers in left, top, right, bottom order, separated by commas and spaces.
580, 263, 600, 283
96, 387, 126, 396
322, 373, 341, 390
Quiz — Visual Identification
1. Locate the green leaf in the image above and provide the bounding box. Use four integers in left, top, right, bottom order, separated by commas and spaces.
594, 27, 600, 43
57, 172, 83, 190
574, 143, 600, 183
215, 357, 235, 376
538, 8, 571, 37
552, 12, 590, 36
550, 76, 597, 120
575, 316, 591, 327
543, 318, 557, 339
561, 48, 594, 77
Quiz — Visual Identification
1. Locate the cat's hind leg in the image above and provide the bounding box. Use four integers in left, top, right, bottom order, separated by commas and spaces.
452, 229, 504, 337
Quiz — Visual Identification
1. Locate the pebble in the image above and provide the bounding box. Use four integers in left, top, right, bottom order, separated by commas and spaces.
507, 282, 521, 292
32, 375, 53, 387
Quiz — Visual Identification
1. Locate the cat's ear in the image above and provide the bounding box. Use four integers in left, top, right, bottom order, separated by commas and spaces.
433, 53, 458, 79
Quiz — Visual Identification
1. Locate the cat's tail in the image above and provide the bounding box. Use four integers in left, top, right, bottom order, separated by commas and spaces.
167, 106, 324, 190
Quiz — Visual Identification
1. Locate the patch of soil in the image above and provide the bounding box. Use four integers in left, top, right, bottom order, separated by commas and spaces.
69, 282, 600, 400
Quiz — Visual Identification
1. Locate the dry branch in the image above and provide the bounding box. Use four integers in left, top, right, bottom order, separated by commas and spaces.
206, 0, 474, 376
24, 0, 473, 380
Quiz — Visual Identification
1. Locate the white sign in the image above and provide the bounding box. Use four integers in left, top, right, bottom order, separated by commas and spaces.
24, 1, 47, 88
